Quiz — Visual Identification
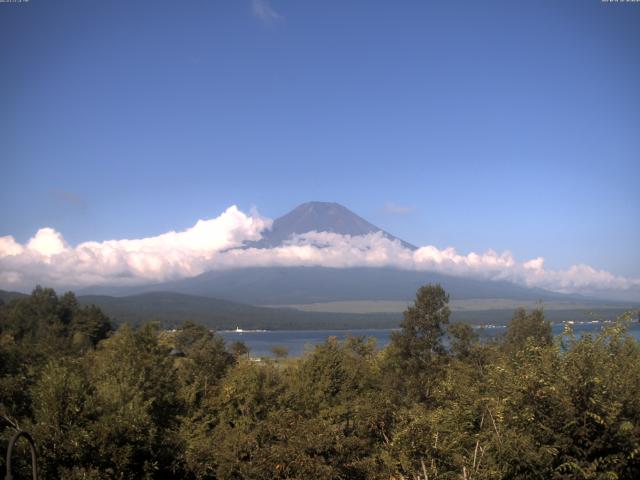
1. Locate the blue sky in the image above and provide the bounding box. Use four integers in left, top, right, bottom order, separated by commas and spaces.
1, 0, 639, 279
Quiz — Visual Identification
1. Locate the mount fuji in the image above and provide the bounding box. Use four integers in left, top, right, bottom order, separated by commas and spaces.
70, 202, 636, 328
81, 202, 591, 304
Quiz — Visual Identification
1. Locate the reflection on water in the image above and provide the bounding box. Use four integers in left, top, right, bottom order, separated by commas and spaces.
219, 321, 640, 358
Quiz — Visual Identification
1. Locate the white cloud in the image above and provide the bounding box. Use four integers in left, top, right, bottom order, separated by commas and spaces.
1, 205, 638, 300
251, 0, 282, 24
27, 228, 67, 257
0, 236, 24, 257
0, 206, 270, 289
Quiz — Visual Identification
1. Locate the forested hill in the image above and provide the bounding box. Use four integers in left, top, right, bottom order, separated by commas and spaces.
78, 266, 590, 304
0, 289, 28, 304
1, 288, 398, 329
2, 288, 636, 331
76, 291, 401, 330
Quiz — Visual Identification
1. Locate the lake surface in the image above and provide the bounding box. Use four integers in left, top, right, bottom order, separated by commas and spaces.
220, 321, 640, 358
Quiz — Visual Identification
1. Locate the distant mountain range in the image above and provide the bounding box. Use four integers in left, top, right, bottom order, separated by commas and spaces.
80, 201, 601, 305
1, 289, 634, 331
0, 288, 400, 329
11, 200, 633, 329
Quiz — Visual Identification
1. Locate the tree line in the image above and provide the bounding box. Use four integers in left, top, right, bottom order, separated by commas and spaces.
1, 285, 639, 479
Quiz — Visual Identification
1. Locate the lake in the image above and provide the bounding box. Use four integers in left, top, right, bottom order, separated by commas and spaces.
220, 321, 640, 358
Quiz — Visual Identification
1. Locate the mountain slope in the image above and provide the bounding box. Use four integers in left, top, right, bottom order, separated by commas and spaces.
76, 291, 400, 330
5, 290, 637, 330
81, 266, 592, 305
76, 201, 630, 306
3, 289, 633, 330
73, 291, 639, 329
249, 201, 416, 249
0, 289, 28, 304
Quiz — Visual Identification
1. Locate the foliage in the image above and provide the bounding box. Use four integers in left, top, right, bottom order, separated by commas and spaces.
1, 286, 639, 479
503, 306, 552, 352
385, 284, 451, 403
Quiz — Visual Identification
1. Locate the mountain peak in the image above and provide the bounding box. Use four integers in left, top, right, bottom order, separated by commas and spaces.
296, 201, 343, 208
251, 202, 416, 249
286, 201, 368, 226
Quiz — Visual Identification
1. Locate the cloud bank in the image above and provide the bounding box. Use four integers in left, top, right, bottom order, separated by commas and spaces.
1, 205, 638, 300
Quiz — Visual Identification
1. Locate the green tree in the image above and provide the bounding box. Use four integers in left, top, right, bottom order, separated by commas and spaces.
30, 358, 94, 478
447, 322, 479, 360
271, 345, 289, 359
229, 340, 250, 359
504, 307, 552, 353
82, 323, 181, 478
70, 304, 112, 347
385, 284, 451, 402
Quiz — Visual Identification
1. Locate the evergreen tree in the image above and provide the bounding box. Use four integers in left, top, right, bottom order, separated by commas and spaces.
386, 284, 451, 402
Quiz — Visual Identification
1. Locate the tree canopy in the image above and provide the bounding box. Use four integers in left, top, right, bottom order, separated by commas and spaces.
1, 285, 639, 479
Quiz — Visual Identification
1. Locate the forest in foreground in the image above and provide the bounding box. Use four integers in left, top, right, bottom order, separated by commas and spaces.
1, 285, 639, 479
